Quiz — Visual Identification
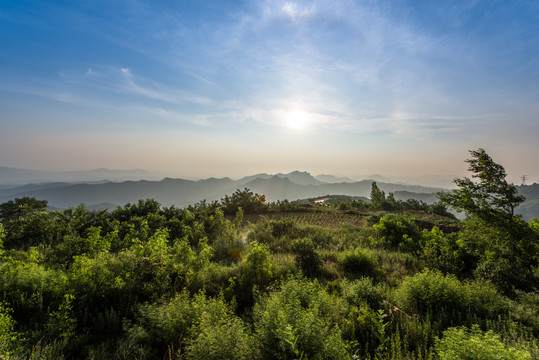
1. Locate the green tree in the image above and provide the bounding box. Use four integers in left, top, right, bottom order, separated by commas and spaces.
438, 149, 538, 291
370, 182, 386, 208
438, 148, 524, 225
0, 197, 48, 222
221, 188, 267, 215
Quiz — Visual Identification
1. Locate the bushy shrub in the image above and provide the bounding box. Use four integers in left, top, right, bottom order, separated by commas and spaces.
395, 269, 471, 315
0, 260, 67, 330
186, 314, 255, 360
253, 276, 349, 360
340, 247, 378, 277
422, 228, 467, 275
339, 277, 385, 309
291, 237, 322, 276
242, 242, 275, 287
395, 270, 507, 321
127, 292, 235, 358
372, 215, 422, 252
228, 242, 277, 309
0, 301, 23, 357
435, 325, 531, 360
247, 218, 296, 253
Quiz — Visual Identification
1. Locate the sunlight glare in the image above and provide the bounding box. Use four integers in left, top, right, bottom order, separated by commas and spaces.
284, 110, 310, 130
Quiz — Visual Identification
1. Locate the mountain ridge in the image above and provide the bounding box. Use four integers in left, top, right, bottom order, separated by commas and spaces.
0, 170, 536, 219
0, 171, 445, 209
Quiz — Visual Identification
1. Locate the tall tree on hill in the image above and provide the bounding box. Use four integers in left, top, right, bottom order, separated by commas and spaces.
438, 149, 537, 292
370, 182, 386, 208
438, 148, 524, 225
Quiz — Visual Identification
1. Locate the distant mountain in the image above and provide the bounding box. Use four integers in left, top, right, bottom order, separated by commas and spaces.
516, 183, 539, 220
275, 171, 322, 186
315, 174, 355, 183
360, 174, 394, 182
393, 191, 438, 203
0, 166, 159, 185
7, 167, 539, 218
0, 172, 446, 210
87, 203, 119, 212
237, 173, 272, 185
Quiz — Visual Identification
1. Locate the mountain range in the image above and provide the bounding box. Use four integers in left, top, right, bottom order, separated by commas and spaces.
0, 169, 444, 209
1, 167, 537, 219
0, 166, 159, 185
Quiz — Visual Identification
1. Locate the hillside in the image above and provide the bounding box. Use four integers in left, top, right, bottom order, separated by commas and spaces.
0, 193, 537, 359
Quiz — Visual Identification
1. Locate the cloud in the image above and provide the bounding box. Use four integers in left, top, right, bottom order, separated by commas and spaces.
280, 2, 317, 22
256, 0, 318, 25
64, 66, 215, 106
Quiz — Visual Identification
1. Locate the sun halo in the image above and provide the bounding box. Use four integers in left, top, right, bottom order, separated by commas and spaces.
283, 109, 310, 131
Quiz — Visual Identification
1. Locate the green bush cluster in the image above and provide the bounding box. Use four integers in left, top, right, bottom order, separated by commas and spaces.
371, 214, 422, 252
435, 325, 532, 360
339, 247, 378, 277
0, 174, 538, 360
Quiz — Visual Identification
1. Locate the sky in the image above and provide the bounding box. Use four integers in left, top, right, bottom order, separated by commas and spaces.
1, 0, 538, 184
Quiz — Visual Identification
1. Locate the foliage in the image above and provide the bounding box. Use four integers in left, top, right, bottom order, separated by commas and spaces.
370, 182, 386, 208
421, 227, 466, 275
0, 185, 538, 359
438, 148, 524, 224
112, 199, 161, 222
435, 325, 531, 360
291, 237, 322, 276
128, 292, 234, 358
0, 301, 23, 357
0, 197, 48, 222
339, 247, 378, 277
221, 187, 267, 215
394, 269, 507, 321
186, 314, 255, 360
242, 241, 275, 287
372, 214, 422, 252
253, 276, 350, 360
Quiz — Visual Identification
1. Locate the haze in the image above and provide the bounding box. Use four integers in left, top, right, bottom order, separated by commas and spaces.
1, 1, 538, 184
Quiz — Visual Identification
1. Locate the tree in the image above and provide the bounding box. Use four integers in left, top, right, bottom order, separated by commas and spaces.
0, 197, 48, 222
370, 182, 385, 208
438, 149, 537, 292
438, 148, 524, 225
221, 188, 267, 215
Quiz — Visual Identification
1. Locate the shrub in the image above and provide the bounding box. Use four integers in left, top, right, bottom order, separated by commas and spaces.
127, 292, 234, 358
242, 242, 275, 288
340, 277, 385, 309
422, 228, 466, 275
0, 260, 67, 331
340, 247, 378, 277
0, 301, 23, 357
253, 276, 349, 360
435, 325, 531, 360
291, 237, 322, 276
395, 270, 507, 323
395, 269, 469, 315
372, 215, 422, 252
186, 314, 255, 360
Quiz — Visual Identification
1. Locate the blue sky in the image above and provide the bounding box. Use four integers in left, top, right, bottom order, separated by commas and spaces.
1, 0, 538, 183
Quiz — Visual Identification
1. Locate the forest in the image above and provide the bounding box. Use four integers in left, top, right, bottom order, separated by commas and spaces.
0, 149, 538, 359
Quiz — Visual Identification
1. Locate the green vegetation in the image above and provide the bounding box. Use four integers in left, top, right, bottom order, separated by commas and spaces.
0, 150, 538, 359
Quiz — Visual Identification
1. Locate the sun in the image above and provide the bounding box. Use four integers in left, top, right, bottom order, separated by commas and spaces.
283, 109, 310, 130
